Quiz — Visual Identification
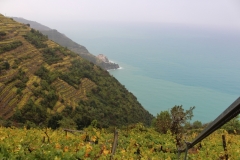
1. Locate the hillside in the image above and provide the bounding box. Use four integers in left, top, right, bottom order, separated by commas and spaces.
0, 14, 153, 128
12, 17, 119, 70
10, 17, 51, 31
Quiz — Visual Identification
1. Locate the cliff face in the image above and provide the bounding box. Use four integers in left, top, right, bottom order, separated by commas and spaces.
12, 17, 119, 70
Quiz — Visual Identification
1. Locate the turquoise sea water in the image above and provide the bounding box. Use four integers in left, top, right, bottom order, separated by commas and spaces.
62, 23, 240, 123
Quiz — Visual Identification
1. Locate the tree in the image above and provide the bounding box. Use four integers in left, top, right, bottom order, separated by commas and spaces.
170, 105, 195, 148
192, 120, 202, 129
47, 114, 63, 129
184, 121, 192, 129
4, 61, 10, 70
13, 99, 48, 125
58, 117, 77, 129
154, 105, 195, 148
155, 111, 171, 134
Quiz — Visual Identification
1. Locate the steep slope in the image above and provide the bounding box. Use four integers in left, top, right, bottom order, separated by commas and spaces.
0, 14, 153, 128
12, 17, 119, 70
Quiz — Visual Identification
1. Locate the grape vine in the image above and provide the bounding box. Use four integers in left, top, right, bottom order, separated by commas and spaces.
0, 124, 239, 159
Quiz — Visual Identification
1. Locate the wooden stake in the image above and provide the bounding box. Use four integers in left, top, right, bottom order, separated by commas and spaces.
222, 135, 228, 160
110, 128, 118, 160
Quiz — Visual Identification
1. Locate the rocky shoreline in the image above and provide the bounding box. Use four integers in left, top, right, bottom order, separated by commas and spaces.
97, 54, 120, 70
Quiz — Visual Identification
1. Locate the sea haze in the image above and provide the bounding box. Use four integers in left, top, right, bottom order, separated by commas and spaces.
62, 22, 240, 123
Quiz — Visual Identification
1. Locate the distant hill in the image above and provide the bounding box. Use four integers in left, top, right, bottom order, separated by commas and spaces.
0, 14, 153, 128
12, 17, 119, 70
11, 17, 51, 31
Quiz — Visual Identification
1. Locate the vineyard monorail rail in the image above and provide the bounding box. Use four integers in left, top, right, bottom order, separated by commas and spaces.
179, 97, 240, 159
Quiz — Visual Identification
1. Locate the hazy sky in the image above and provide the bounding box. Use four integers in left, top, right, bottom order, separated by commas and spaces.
1, 0, 240, 31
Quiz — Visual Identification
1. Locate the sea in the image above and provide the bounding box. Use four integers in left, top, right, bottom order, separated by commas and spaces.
57, 22, 240, 123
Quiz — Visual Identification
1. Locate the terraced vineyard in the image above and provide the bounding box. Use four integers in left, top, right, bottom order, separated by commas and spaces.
0, 16, 42, 119
0, 15, 96, 119
0, 80, 19, 118
46, 39, 59, 48
0, 124, 239, 159
0, 14, 153, 128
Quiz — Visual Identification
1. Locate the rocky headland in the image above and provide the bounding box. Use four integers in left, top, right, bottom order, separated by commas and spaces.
97, 54, 119, 70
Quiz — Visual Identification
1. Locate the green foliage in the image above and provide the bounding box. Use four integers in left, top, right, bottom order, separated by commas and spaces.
25, 120, 37, 129
28, 57, 153, 128
192, 120, 202, 129
0, 41, 22, 54
23, 29, 48, 48
3, 61, 9, 70
154, 106, 195, 148
59, 73, 80, 88
0, 31, 6, 41
0, 61, 10, 72
90, 120, 98, 128
58, 117, 77, 129
184, 121, 192, 129
40, 89, 58, 109
221, 115, 240, 133
0, 31, 6, 36
35, 66, 58, 83
59, 105, 92, 130
12, 59, 20, 69
8, 46, 153, 129
0, 117, 12, 127
59, 59, 94, 87
155, 111, 171, 134
35, 66, 49, 80
16, 88, 22, 95
66, 59, 153, 126
12, 99, 47, 125
14, 69, 29, 90
42, 47, 63, 65
47, 114, 63, 129
33, 81, 39, 87
170, 105, 195, 148
20, 66, 59, 110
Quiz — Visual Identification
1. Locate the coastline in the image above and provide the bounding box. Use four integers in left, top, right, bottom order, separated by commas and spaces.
107, 66, 123, 71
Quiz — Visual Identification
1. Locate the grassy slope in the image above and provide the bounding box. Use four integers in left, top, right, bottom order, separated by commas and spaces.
0, 14, 153, 128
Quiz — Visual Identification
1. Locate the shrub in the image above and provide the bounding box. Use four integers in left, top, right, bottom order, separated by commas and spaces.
192, 120, 202, 129
0, 31, 6, 36
23, 29, 48, 48
155, 111, 171, 134
0, 41, 23, 54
